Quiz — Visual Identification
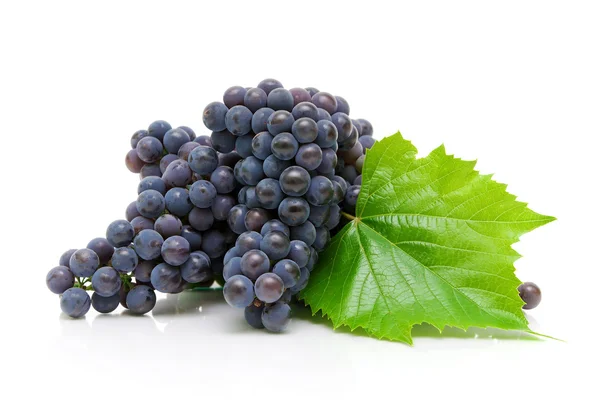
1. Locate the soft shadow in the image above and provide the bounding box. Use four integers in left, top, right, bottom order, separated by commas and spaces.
293, 303, 540, 342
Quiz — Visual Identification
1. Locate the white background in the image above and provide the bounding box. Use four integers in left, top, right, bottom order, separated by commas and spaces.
1, 1, 598, 399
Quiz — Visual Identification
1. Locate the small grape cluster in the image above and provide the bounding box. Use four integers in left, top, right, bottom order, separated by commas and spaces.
45, 78, 377, 332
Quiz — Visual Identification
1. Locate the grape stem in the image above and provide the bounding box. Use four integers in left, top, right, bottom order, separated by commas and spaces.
341, 211, 356, 221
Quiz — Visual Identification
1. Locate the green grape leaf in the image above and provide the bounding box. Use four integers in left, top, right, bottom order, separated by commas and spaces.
299, 132, 555, 344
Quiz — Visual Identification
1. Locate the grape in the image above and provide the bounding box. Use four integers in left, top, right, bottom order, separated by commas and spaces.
131, 129, 149, 149
306, 176, 334, 206
188, 146, 218, 175
281, 289, 292, 303
154, 214, 183, 238
313, 227, 330, 251
69, 249, 99, 277
86, 237, 114, 265
355, 155, 365, 173
267, 110, 295, 135
160, 154, 179, 174
148, 120, 172, 141
290, 221, 316, 246
223, 275, 255, 308
335, 96, 350, 114
344, 185, 361, 213
255, 273, 284, 303
240, 249, 270, 280
212, 194, 236, 220
272, 259, 301, 288
338, 124, 359, 151
203, 102, 228, 131
126, 285, 156, 314
163, 128, 191, 154
340, 165, 358, 185
223, 257, 243, 281
341, 141, 363, 164
356, 119, 373, 136
92, 266, 122, 297
278, 197, 310, 226
263, 154, 291, 179
236, 231, 263, 253
251, 107, 275, 134
177, 141, 200, 161
244, 87, 267, 112
251, 131, 274, 160
59, 249, 77, 267
161, 236, 190, 266
235, 134, 255, 158
261, 219, 290, 237
210, 130, 236, 153
188, 207, 214, 231
165, 188, 194, 217
271, 133, 298, 161
136, 190, 166, 219
290, 267, 310, 294
194, 135, 212, 146
163, 160, 193, 188
306, 247, 319, 272
150, 262, 182, 293
178, 126, 196, 141
219, 151, 242, 168
286, 240, 311, 269
260, 231, 291, 261
181, 225, 203, 251
138, 176, 167, 195
518, 282, 542, 309
133, 229, 164, 260
311, 92, 337, 114
325, 204, 341, 230
181, 251, 212, 283
257, 78, 283, 95
134, 260, 155, 283
295, 143, 323, 171
245, 302, 265, 329
305, 87, 319, 96
331, 112, 353, 142
210, 166, 235, 194
225, 105, 253, 136
331, 180, 345, 204
136, 136, 163, 163
256, 178, 284, 209
291, 117, 318, 143
239, 156, 265, 185
140, 163, 161, 179
289, 87, 311, 106
60, 288, 91, 318
111, 247, 138, 273
189, 180, 217, 208
261, 302, 291, 332
223, 86, 247, 108
244, 208, 270, 232
358, 135, 376, 151
267, 88, 294, 111
316, 148, 337, 175
243, 186, 261, 208
92, 292, 120, 313
46, 266, 74, 294
317, 108, 332, 121
224, 246, 242, 265
126, 149, 145, 173
291, 101, 319, 121
228, 204, 249, 234
315, 120, 338, 148
201, 229, 228, 258
353, 175, 362, 185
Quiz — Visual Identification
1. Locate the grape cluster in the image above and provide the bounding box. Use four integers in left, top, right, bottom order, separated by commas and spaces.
203, 79, 375, 331
45, 78, 377, 332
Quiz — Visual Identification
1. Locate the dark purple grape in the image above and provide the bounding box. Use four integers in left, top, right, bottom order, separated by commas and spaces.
335, 96, 350, 114
244, 88, 268, 112
203, 102, 228, 132
518, 282, 542, 310
251, 107, 275, 134
267, 88, 294, 111
223, 86, 247, 108
267, 110, 295, 135
131, 129, 149, 149
289, 88, 311, 106
278, 197, 310, 227
257, 78, 283, 95
125, 149, 145, 173
181, 225, 203, 251
188, 207, 215, 231
148, 120, 172, 141
154, 214, 183, 238
86, 238, 114, 265
311, 92, 337, 114
291, 101, 319, 121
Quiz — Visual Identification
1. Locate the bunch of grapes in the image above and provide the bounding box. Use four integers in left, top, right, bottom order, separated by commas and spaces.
199, 79, 375, 331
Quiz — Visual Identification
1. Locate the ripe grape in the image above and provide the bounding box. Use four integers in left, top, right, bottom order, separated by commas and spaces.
240, 249, 270, 281
203, 102, 228, 131
261, 302, 291, 332
272, 259, 301, 288
223, 275, 255, 308
236, 231, 263, 253
136, 136, 163, 163
255, 273, 284, 303
92, 292, 120, 314
225, 105, 253, 136
165, 188, 194, 217
69, 249, 100, 277
267, 110, 295, 135
244, 208, 270, 232
291, 101, 319, 121
311, 92, 337, 114
518, 282, 542, 310
223, 86, 247, 108
267, 88, 294, 111
245, 302, 265, 329
181, 251, 212, 283
60, 288, 91, 318
148, 120, 172, 141
257, 78, 283, 95
260, 231, 291, 261
133, 229, 164, 260
280, 166, 311, 196
260, 219, 290, 237
46, 266, 74, 294
86, 237, 114, 265
188, 146, 218, 175
278, 197, 310, 226
223, 257, 243, 281
126, 285, 156, 314
290, 221, 316, 246
111, 247, 138, 273
189, 180, 217, 208
210, 130, 237, 153
136, 190, 166, 219
161, 236, 191, 266
244, 88, 267, 112
91, 266, 122, 297
251, 107, 275, 134
163, 128, 191, 154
